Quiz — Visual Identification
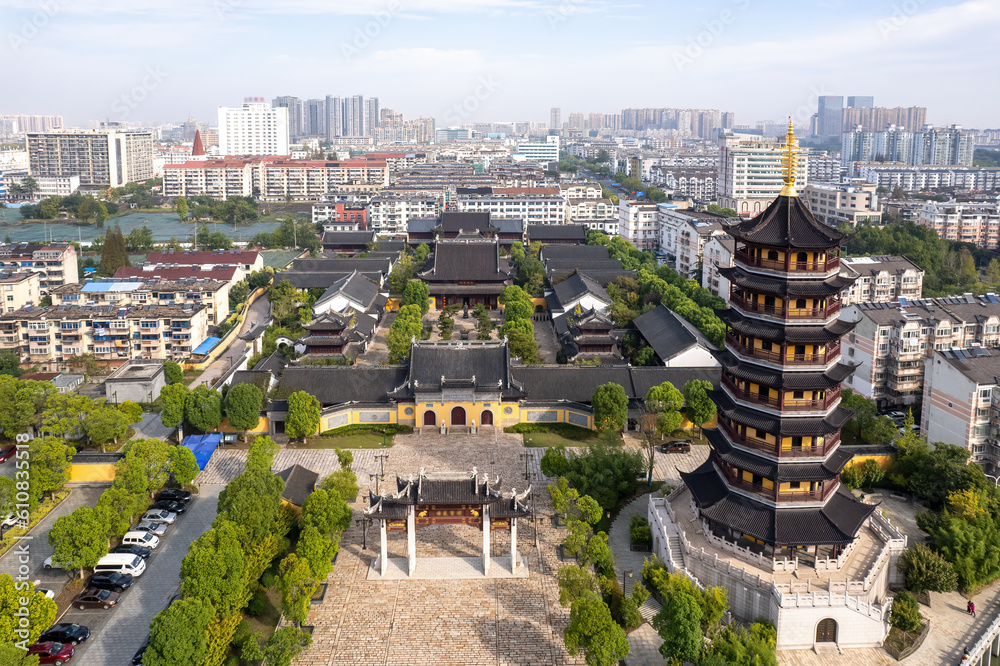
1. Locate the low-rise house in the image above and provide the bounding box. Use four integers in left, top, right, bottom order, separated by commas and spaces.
632, 305, 720, 368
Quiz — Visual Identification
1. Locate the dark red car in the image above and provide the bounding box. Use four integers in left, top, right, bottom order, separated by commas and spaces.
27, 641, 75, 664
0, 444, 15, 463
72, 588, 120, 610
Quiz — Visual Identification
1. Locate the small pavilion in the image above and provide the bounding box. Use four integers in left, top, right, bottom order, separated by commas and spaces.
363, 469, 532, 576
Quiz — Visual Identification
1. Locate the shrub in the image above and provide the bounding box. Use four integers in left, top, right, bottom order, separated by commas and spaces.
898, 544, 958, 593
890, 591, 922, 632
260, 570, 277, 589
335, 449, 354, 467
223, 656, 240, 666
505, 422, 597, 439
318, 423, 412, 437
631, 581, 650, 607
232, 619, 254, 646
630, 515, 651, 545
247, 591, 269, 617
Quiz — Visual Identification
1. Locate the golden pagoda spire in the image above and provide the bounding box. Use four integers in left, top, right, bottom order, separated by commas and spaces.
779, 116, 798, 197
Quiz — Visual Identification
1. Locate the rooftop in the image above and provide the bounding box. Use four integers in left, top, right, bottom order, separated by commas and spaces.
106, 360, 165, 382
633, 305, 716, 363
936, 346, 1000, 385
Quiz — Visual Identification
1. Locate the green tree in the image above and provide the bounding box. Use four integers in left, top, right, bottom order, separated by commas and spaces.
0, 574, 57, 646
0, 350, 24, 377
890, 590, 923, 632
185, 385, 223, 433
591, 383, 628, 431
319, 467, 359, 503
0, 643, 43, 665
119, 400, 143, 424
387, 254, 417, 294
564, 590, 630, 666
0, 376, 54, 437
216, 468, 285, 543
85, 404, 130, 452
683, 379, 716, 436
160, 382, 189, 432
277, 553, 317, 627
285, 391, 321, 443
246, 435, 280, 473
898, 544, 959, 593
654, 591, 703, 664
180, 520, 248, 617
296, 524, 338, 580
300, 488, 351, 536
401, 280, 430, 315
262, 626, 313, 666
28, 436, 75, 501
98, 222, 131, 277
49, 506, 109, 578
176, 197, 189, 220
557, 564, 596, 607
225, 382, 263, 440
42, 392, 96, 438
705, 622, 778, 666
645, 381, 684, 437
506, 328, 541, 364
145, 597, 214, 666
169, 445, 200, 486
386, 304, 424, 362
115, 438, 171, 499
987, 258, 1000, 286
94, 486, 143, 534
164, 361, 184, 385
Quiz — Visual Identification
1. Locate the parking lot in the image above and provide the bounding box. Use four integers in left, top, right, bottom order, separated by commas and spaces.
61, 485, 221, 664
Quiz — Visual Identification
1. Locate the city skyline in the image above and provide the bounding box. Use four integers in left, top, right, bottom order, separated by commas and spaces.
1, 0, 998, 128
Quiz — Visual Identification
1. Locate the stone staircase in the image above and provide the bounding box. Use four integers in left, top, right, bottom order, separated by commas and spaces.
666, 531, 684, 569
638, 595, 662, 624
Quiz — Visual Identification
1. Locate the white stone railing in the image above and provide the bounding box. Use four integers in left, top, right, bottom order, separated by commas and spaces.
775, 591, 889, 621
870, 510, 908, 548
697, 521, 797, 573
815, 536, 857, 573
966, 607, 1000, 664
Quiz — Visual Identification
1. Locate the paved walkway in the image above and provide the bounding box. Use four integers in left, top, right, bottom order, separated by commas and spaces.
534, 319, 560, 363
367, 555, 529, 581
191, 295, 271, 387
777, 648, 895, 665
626, 624, 666, 666
610, 493, 658, 595
903, 585, 1000, 665
356, 311, 393, 365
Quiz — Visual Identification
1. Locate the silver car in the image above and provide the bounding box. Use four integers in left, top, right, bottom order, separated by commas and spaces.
133, 521, 168, 536
141, 509, 177, 524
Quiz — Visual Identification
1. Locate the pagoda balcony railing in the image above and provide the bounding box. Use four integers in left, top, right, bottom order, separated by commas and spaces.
726, 334, 840, 366
716, 463, 777, 502
730, 294, 841, 321
734, 250, 840, 274
717, 463, 837, 503
718, 421, 840, 458
722, 375, 840, 412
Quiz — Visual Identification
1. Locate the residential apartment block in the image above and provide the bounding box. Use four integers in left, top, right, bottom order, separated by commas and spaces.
49, 277, 231, 324
716, 134, 808, 217
455, 188, 565, 224
921, 346, 1000, 470
3, 173, 80, 198
649, 166, 716, 200
802, 181, 881, 227
218, 100, 290, 156
0, 243, 78, 292
0, 272, 41, 313
918, 201, 1000, 249
26, 129, 154, 187
843, 295, 1000, 409
857, 165, 1000, 191
839, 256, 923, 305
841, 125, 975, 168
0, 302, 210, 366
366, 194, 439, 235
701, 234, 734, 298
656, 207, 726, 279
617, 199, 659, 252
566, 198, 617, 223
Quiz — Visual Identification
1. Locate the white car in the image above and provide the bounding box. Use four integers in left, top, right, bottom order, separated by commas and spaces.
1, 512, 21, 535
133, 520, 168, 536
36, 588, 55, 599
141, 509, 177, 525
43, 556, 73, 570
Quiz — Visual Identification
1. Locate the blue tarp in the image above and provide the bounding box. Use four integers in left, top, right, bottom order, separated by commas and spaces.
181, 434, 222, 470
192, 336, 222, 355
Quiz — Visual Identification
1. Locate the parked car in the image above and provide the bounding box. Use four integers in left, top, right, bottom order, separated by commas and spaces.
886, 411, 907, 422
43, 556, 73, 570
87, 571, 134, 593
0, 443, 15, 463
72, 588, 120, 610
36, 588, 55, 599
141, 509, 177, 524
150, 499, 186, 515
133, 520, 168, 536
1, 512, 20, 535
155, 488, 192, 503
38, 624, 90, 646
132, 640, 148, 665
113, 543, 153, 559
26, 641, 75, 665
660, 440, 692, 454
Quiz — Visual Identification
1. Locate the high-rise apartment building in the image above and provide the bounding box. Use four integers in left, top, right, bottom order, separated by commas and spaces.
567, 112, 584, 129
550, 108, 561, 132
325, 96, 344, 140
918, 201, 1000, 249
0, 115, 64, 134
364, 98, 381, 137
815, 96, 843, 138
847, 96, 874, 109
26, 129, 154, 187
302, 99, 327, 137
344, 95, 365, 137
271, 96, 302, 139
841, 106, 926, 132
218, 100, 290, 156
841, 125, 974, 167
717, 131, 808, 217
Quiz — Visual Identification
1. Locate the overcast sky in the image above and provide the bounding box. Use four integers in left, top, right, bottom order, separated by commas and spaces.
2, 0, 998, 129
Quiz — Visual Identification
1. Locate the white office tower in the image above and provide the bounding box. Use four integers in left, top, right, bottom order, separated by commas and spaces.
218, 99, 290, 156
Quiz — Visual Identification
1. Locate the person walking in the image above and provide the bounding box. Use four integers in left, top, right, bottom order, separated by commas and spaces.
968, 600, 976, 618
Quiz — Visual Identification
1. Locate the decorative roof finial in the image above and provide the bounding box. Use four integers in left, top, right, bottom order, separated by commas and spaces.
779, 117, 799, 198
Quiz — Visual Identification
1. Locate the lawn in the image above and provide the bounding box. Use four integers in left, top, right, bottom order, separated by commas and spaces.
522, 431, 595, 448
287, 432, 394, 449
181, 370, 204, 387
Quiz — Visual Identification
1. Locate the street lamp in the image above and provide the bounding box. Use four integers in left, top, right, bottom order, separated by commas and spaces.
518, 453, 536, 482
623, 569, 633, 592
355, 517, 372, 550
985, 473, 1000, 488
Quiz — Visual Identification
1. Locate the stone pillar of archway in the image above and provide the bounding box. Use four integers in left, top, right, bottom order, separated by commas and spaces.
406, 505, 416, 576
379, 519, 388, 575
482, 503, 491, 575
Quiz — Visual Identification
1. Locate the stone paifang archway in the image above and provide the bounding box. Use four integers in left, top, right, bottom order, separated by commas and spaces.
363, 469, 532, 577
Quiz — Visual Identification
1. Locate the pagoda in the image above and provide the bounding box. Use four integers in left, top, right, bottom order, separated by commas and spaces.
680, 120, 875, 565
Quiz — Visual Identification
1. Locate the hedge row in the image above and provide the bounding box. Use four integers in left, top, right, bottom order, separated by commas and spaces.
318, 423, 414, 437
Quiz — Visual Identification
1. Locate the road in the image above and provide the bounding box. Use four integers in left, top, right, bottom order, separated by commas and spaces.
0, 487, 105, 587
192, 295, 271, 388
60, 485, 222, 664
